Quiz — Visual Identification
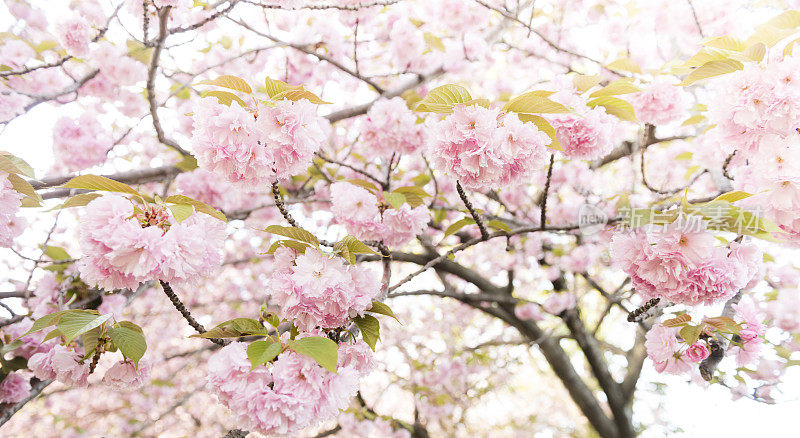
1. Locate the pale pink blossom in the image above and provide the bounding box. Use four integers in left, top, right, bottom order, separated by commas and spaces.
361, 97, 425, 155
52, 114, 111, 172
0, 373, 31, 404
0, 40, 35, 67
550, 107, 616, 160
55, 16, 92, 58
98, 294, 127, 320
630, 78, 689, 125
102, 359, 151, 391
427, 104, 550, 191
29, 345, 89, 387
267, 247, 379, 331
514, 303, 544, 321
542, 293, 575, 315
645, 323, 678, 364
685, 343, 710, 362
0, 171, 25, 247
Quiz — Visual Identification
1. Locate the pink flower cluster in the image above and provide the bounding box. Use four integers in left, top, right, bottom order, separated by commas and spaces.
0, 373, 31, 404
630, 78, 689, 125
427, 104, 550, 191
0, 40, 35, 67
708, 58, 800, 154
78, 195, 226, 290
55, 16, 92, 58
267, 247, 380, 331
0, 171, 25, 247
102, 359, 151, 391
644, 323, 691, 375
29, 344, 90, 387
174, 168, 243, 211
3, 319, 58, 359
729, 297, 766, 366
206, 340, 374, 436
550, 108, 616, 160
52, 114, 111, 172
330, 181, 430, 247
361, 97, 425, 155
192, 97, 326, 189
610, 221, 761, 305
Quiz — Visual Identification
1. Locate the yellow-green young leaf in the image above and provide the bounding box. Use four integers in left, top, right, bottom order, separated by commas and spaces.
0, 340, 23, 355
502, 92, 570, 114
606, 57, 642, 74
290, 336, 339, 373
170, 83, 191, 100
344, 178, 380, 193
126, 40, 153, 64
680, 47, 731, 68
333, 240, 355, 265
516, 114, 561, 150
61, 175, 140, 195
712, 191, 753, 203
368, 301, 401, 323
0, 154, 33, 178
340, 235, 379, 255
414, 84, 473, 113
423, 32, 445, 51
702, 35, 746, 51
198, 75, 252, 94
6, 173, 42, 206
487, 220, 511, 232
784, 37, 800, 56
20, 310, 75, 337
588, 78, 641, 98
680, 59, 744, 86
392, 186, 430, 208
271, 87, 331, 104
57, 193, 101, 209
353, 314, 380, 351
460, 98, 491, 108
384, 192, 406, 209
264, 77, 293, 98
174, 154, 199, 172
572, 74, 602, 93
587, 96, 637, 122
266, 239, 312, 255
746, 24, 796, 47
767, 10, 800, 29
675, 151, 693, 160
247, 340, 282, 370
43, 245, 71, 261
109, 321, 147, 367
681, 114, 707, 126
264, 225, 319, 246
165, 194, 227, 222
200, 90, 248, 108
685, 164, 701, 179
82, 327, 102, 355
679, 324, 703, 345
443, 217, 475, 238
744, 43, 766, 62
168, 204, 194, 223
58, 312, 112, 344
34, 40, 58, 53
42, 329, 63, 342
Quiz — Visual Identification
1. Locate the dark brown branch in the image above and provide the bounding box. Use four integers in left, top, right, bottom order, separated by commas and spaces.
160, 281, 226, 346
540, 153, 555, 229
456, 181, 489, 240
699, 291, 742, 381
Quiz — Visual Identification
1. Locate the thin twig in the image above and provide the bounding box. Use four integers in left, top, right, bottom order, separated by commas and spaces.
456, 181, 489, 240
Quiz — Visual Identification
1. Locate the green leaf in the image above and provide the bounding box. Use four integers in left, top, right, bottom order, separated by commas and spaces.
340, 235, 379, 255
271, 86, 331, 104
414, 84, 473, 113
515, 114, 561, 150
58, 312, 112, 345
502, 92, 570, 114
247, 340, 282, 370
264, 77, 294, 98
606, 57, 642, 74
588, 78, 641, 98
198, 75, 253, 94
5, 173, 41, 206
0, 152, 35, 178
572, 74, 603, 93
679, 324, 703, 345
167, 204, 194, 222
60, 175, 140, 196
264, 225, 319, 246
712, 191, 752, 203
681, 115, 707, 126
266, 239, 313, 255
175, 155, 199, 172
384, 192, 405, 209
743, 43, 766, 62
443, 217, 475, 238
290, 336, 339, 373
368, 301, 401, 323
21, 310, 77, 337
165, 194, 227, 222
344, 178, 380, 193
58, 193, 102, 209
587, 96, 637, 122
42, 245, 71, 261
126, 40, 153, 64
200, 90, 248, 108
766, 10, 800, 29
108, 322, 147, 367
81, 327, 102, 355
702, 35, 746, 51
391, 186, 430, 208
353, 314, 380, 351
679, 59, 743, 86
0, 340, 23, 355
191, 318, 270, 339
423, 32, 445, 51
487, 220, 511, 232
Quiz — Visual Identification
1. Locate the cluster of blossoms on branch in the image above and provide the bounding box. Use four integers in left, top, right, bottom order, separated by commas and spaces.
78, 194, 226, 290
0, 171, 25, 248
191, 97, 327, 189
611, 219, 761, 305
